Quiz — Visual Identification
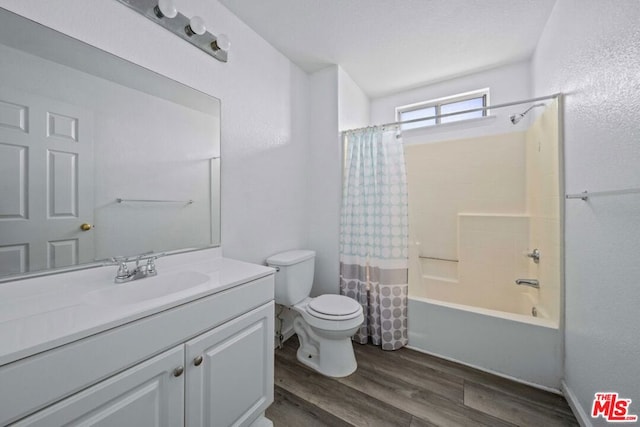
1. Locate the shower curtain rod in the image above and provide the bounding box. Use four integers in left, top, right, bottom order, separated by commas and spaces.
343, 93, 562, 133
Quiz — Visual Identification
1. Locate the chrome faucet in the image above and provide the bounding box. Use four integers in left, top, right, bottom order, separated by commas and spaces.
515, 278, 539, 288
112, 251, 160, 283
526, 248, 540, 263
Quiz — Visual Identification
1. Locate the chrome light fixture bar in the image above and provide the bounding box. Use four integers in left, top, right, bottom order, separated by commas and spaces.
116, 0, 230, 62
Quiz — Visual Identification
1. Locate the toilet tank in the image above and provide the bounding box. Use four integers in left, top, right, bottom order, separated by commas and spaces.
266, 250, 315, 306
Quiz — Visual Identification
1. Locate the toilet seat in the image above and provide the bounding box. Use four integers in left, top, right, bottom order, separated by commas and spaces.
293, 296, 364, 331
306, 295, 362, 320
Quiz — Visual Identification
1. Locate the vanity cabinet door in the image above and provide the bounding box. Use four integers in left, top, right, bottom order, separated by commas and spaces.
13, 346, 185, 427
185, 301, 274, 427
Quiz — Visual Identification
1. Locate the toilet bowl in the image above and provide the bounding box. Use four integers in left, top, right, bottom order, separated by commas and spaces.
266, 250, 364, 378
292, 295, 363, 377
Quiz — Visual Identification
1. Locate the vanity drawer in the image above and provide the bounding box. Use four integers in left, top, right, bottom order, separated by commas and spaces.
0, 275, 274, 426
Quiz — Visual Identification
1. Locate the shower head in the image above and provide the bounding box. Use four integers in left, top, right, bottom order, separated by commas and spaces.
509, 103, 546, 125
510, 113, 525, 124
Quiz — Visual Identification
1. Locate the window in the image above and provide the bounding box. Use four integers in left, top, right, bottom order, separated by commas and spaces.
396, 89, 489, 131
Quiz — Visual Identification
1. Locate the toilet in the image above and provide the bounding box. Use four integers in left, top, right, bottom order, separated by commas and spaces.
266, 250, 364, 378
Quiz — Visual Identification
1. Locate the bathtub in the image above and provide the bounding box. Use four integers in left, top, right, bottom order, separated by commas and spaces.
407, 295, 562, 391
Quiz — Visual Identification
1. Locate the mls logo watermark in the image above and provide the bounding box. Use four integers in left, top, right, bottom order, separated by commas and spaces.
592, 393, 638, 423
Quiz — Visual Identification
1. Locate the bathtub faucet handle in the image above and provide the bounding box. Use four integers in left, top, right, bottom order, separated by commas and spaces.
526, 248, 540, 263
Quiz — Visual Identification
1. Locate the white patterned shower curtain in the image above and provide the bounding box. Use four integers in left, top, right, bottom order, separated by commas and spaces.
340, 126, 409, 350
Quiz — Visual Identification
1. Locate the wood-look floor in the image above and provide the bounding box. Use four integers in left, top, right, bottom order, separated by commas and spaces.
266, 337, 578, 427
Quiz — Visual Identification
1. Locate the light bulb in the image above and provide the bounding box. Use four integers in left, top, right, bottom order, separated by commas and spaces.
211, 34, 230, 52
154, 0, 177, 19
186, 16, 206, 36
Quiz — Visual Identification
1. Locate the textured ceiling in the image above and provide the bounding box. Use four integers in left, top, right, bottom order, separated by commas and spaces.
219, 0, 557, 97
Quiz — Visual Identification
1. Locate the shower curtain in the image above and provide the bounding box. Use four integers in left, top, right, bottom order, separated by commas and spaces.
340, 126, 409, 350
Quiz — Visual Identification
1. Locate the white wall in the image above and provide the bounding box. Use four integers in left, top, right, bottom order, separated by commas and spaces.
0, 0, 311, 265
307, 66, 340, 296
307, 65, 369, 296
371, 60, 531, 133
532, 0, 640, 424
337, 67, 370, 132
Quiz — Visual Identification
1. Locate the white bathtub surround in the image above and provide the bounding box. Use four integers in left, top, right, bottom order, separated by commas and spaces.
340, 127, 409, 350
403, 99, 561, 325
404, 128, 528, 313
399, 97, 563, 389
408, 296, 562, 390
524, 100, 562, 323
412, 213, 532, 314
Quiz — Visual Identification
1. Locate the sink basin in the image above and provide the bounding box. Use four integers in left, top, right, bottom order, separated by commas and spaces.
84, 271, 210, 306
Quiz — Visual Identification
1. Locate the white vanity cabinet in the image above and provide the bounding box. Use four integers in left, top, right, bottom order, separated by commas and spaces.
13, 346, 186, 426
0, 269, 275, 427
185, 303, 274, 426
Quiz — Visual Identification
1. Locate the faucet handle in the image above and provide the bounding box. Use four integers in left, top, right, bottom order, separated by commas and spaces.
526, 248, 540, 263
115, 261, 130, 279
146, 257, 157, 275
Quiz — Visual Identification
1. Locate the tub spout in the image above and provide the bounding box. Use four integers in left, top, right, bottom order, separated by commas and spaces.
515, 279, 539, 288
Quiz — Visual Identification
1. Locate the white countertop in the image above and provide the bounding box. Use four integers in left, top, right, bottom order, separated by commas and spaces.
0, 248, 274, 367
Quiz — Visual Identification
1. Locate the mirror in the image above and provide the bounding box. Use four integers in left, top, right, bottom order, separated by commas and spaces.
0, 8, 221, 279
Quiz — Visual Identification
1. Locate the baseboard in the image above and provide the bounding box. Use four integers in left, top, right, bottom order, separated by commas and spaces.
562, 380, 592, 427
405, 344, 562, 395
282, 325, 295, 342
273, 325, 296, 349
249, 414, 273, 427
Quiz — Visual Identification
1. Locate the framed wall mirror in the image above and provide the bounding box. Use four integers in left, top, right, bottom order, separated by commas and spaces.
0, 8, 221, 280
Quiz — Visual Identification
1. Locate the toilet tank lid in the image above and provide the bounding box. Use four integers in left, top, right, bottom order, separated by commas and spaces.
266, 250, 315, 266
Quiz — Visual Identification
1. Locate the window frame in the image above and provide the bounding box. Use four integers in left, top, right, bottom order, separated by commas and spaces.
395, 88, 490, 130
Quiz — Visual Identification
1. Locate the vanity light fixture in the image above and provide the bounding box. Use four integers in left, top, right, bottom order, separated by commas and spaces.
116, 0, 229, 62
154, 0, 177, 19
186, 16, 206, 37
211, 33, 230, 52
